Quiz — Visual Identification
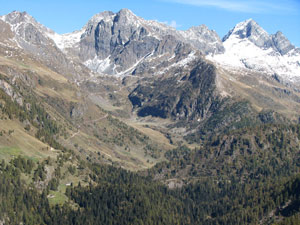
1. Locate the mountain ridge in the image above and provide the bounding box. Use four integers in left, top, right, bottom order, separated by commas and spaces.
1, 9, 300, 135
1, 9, 299, 83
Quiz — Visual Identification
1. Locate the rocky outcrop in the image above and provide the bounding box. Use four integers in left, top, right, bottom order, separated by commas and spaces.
179, 25, 224, 55
129, 58, 219, 121
272, 31, 295, 55
0, 79, 23, 106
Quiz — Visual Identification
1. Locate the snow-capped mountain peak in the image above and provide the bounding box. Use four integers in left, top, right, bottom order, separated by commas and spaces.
271, 31, 295, 55
1, 11, 33, 25
1, 10, 51, 34
84, 11, 115, 28
1, 10, 299, 84
210, 19, 300, 82
223, 19, 272, 49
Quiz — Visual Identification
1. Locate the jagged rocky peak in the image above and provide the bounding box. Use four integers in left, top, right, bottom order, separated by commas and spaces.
111, 9, 146, 39
272, 31, 295, 55
84, 9, 142, 29
223, 19, 272, 49
78, 8, 161, 73
116, 8, 139, 21
84, 10, 115, 28
212, 18, 300, 83
76, 8, 226, 74
187, 24, 213, 35
0, 11, 89, 79
81, 9, 148, 55
221, 18, 297, 56
2, 11, 34, 24
180, 25, 225, 54
1, 10, 54, 40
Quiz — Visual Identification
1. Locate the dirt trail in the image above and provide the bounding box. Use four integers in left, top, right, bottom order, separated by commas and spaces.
67, 114, 108, 141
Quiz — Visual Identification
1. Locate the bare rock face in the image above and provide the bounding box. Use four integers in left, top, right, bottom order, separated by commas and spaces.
129, 57, 219, 121
0, 11, 91, 81
79, 11, 114, 62
61, 9, 225, 75
272, 31, 295, 55
78, 9, 161, 74
0, 20, 14, 41
179, 25, 225, 55
78, 9, 180, 74
0, 79, 23, 106
2, 12, 67, 70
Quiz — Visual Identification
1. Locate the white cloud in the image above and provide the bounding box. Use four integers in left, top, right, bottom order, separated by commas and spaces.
169, 20, 178, 28
161, 20, 180, 28
162, 0, 297, 14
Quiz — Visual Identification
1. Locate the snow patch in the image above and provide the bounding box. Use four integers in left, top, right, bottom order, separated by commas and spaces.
84, 56, 112, 74
46, 29, 84, 50
157, 51, 197, 75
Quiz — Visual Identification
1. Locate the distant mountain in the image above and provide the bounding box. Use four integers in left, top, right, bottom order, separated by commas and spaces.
1, 9, 300, 126
46, 9, 224, 75
0, 11, 91, 81
1, 10, 299, 84
210, 19, 300, 82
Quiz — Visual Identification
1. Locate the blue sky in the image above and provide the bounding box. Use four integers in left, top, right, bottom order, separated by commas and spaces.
1, 0, 299, 46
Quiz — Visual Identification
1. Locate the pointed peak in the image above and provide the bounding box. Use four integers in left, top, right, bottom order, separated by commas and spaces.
8, 10, 28, 16
114, 8, 143, 27
87, 10, 114, 24
118, 8, 135, 15
84, 9, 142, 32
189, 24, 209, 31
233, 18, 259, 31
245, 18, 255, 23
274, 31, 284, 37
7, 10, 30, 18
272, 31, 294, 55
116, 8, 139, 20
223, 18, 268, 43
187, 25, 219, 37
239, 18, 254, 24
4, 10, 35, 25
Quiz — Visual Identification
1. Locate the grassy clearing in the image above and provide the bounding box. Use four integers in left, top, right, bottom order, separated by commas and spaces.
0, 146, 22, 159
48, 190, 68, 206
48, 174, 87, 206
0, 120, 58, 161
125, 120, 174, 149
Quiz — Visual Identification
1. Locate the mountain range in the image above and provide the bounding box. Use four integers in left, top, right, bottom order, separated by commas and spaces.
1, 7, 300, 166
1, 8, 300, 224
1, 9, 299, 81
